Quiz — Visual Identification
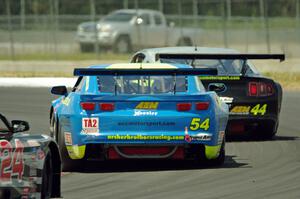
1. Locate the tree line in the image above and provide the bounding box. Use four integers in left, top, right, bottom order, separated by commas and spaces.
0, 0, 298, 17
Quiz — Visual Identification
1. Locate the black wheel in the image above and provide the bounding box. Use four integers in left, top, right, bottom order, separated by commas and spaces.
257, 121, 278, 140
113, 36, 131, 53
57, 123, 84, 172
41, 151, 53, 199
201, 141, 225, 167
177, 37, 193, 46
207, 140, 225, 166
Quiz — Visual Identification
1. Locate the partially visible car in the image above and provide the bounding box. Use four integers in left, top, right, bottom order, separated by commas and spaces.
131, 47, 284, 139
50, 63, 228, 172
76, 9, 202, 53
0, 113, 61, 199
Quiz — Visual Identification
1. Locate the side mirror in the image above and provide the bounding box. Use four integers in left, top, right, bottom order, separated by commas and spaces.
51, 86, 68, 96
11, 120, 30, 132
208, 83, 226, 93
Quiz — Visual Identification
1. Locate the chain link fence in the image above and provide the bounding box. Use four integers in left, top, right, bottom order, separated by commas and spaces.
0, 0, 299, 60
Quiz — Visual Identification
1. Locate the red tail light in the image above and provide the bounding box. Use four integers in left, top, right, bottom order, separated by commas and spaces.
100, 103, 114, 111
248, 82, 273, 96
80, 102, 95, 111
249, 82, 258, 96
177, 103, 191, 111
196, 102, 210, 110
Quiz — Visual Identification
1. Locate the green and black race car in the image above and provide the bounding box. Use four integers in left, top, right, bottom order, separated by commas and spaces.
0, 113, 62, 199
131, 47, 284, 139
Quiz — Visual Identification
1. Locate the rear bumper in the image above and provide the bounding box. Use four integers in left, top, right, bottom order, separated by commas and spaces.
66, 143, 222, 161
226, 115, 278, 135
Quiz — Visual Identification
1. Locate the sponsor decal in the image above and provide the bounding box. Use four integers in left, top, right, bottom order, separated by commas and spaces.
118, 121, 175, 126
36, 149, 45, 160
184, 127, 192, 143
192, 133, 212, 141
199, 76, 240, 81
64, 132, 72, 146
230, 106, 251, 115
230, 104, 267, 116
135, 102, 159, 109
218, 131, 225, 144
27, 140, 40, 147
82, 117, 99, 134
220, 97, 234, 104
107, 134, 184, 141
134, 110, 158, 116
184, 127, 212, 142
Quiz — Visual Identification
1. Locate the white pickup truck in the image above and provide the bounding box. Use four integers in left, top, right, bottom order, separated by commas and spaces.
76, 9, 201, 53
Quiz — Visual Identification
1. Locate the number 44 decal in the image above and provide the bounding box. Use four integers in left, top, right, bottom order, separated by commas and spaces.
250, 104, 267, 116
189, 118, 210, 131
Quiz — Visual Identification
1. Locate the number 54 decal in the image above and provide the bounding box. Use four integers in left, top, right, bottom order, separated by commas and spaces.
190, 118, 210, 131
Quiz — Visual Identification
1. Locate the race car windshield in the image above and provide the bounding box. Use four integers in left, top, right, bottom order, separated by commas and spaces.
97, 76, 187, 95
0, 120, 9, 132
103, 12, 135, 22
160, 58, 258, 75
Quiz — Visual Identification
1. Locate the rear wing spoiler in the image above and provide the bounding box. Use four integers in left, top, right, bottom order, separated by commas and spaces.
74, 68, 217, 76
157, 54, 285, 62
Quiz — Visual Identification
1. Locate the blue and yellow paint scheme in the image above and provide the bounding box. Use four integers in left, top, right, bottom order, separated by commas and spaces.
50, 63, 228, 167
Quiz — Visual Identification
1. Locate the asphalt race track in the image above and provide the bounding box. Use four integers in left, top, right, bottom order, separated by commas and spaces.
0, 87, 299, 199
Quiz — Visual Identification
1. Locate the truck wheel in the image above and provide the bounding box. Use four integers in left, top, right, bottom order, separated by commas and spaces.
80, 43, 93, 52
113, 36, 131, 53
177, 37, 193, 46
57, 123, 84, 172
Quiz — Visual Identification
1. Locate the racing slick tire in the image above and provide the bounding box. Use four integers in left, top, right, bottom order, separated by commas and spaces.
41, 151, 53, 199
257, 121, 278, 140
57, 123, 84, 172
203, 140, 225, 167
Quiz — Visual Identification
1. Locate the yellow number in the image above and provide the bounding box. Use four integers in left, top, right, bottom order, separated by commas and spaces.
200, 118, 210, 131
190, 118, 201, 130
190, 118, 210, 131
250, 104, 267, 115
258, 104, 267, 115
250, 104, 260, 115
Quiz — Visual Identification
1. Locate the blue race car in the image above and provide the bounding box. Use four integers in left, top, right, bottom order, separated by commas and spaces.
49, 63, 229, 171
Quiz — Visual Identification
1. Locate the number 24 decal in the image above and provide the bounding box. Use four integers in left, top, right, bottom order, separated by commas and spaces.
190, 118, 210, 131
0, 139, 24, 182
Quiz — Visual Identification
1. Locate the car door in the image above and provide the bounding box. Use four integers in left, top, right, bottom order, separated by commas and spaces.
148, 13, 167, 47
134, 13, 150, 48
